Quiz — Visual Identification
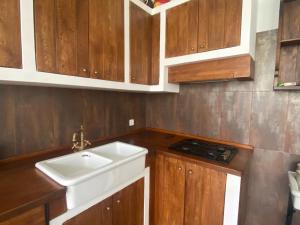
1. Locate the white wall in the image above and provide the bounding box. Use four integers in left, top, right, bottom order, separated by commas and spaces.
256, 0, 281, 32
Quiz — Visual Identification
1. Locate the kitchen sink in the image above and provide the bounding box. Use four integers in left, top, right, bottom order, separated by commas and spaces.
36, 141, 148, 209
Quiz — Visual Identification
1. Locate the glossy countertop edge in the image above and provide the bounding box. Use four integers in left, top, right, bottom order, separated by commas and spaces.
0, 128, 253, 220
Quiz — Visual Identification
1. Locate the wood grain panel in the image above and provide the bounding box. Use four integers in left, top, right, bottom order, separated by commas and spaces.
15, 87, 55, 154
166, 0, 198, 58
168, 55, 254, 83
34, 0, 57, 73
198, 0, 209, 52
224, 0, 242, 48
279, 45, 298, 83
130, 3, 152, 84
0, 206, 45, 225
112, 179, 144, 225
0, 0, 22, 69
89, 0, 103, 79
156, 154, 185, 225
208, 0, 225, 50
151, 14, 160, 85
0, 86, 16, 159
76, 0, 89, 77
102, 0, 124, 81
282, 0, 300, 41
98, 198, 113, 225
56, 0, 77, 75
184, 163, 226, 225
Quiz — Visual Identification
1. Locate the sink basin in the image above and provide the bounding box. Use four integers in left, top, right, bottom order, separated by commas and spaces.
36, 151, 112, 186
36, 141, 147, 209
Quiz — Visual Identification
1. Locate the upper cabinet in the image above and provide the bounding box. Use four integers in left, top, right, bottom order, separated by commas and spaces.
130, 3, 160, 85
34, 0, 124, 81
274, 0, 300, 89
89, 0, 124, 81
166, 0, 242, 58
0, 0, 257, 92
0, 0, 22, 69
166, 0, 256, 83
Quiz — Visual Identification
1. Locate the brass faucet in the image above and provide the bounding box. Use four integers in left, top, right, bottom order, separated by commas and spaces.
72, 125, 91, 152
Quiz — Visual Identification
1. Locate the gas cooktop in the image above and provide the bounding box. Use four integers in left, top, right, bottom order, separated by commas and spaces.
169, 139, 238, 164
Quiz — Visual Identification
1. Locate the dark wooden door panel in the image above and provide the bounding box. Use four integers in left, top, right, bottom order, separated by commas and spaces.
56, 0, 77, 75
151, 14, 160, 85
156, 154, 185, 225
166, 0, 198, 58
102, 0, 124, 81
34, 0, 57, 73
112, 179, 144, 225
224, 0, 242, 48
89, 0, 103, 79
0, 206, 45, 225
130, 2, 152, 84
90, 0, 124, 81
0, 0, 22, 69
76, 0, 90, 77
198, 0, 209, 52
207, 0, 225, 50
282, 0, 300, 41
185, 162, 227, 225
63, 197, 112, 225
35, 0, 89, 77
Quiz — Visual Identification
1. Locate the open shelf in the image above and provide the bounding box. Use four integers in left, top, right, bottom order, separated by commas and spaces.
280, 38, 300, 46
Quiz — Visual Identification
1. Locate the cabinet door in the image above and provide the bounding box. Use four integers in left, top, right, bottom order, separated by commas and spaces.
0, 0, 22, 68
35, 0, 89, 77
63, 197, 112, 225
89, 0, 124, 81
206, 0, 241, 50
56, 0, 89, 77
0, 206, 45, 225
155, 154, 185, 225
166, 0, 198, 58
112, 179, 144, 225
130, 2, 152, 84
282, 0, 300, 40
184, 162, 227, 225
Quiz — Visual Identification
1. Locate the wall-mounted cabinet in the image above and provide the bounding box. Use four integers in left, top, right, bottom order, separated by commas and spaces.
34, 0, 124, 81
164, 0, 255, 83
275, 0, 300, 89
0, 0, 22, 69
0, 0, 257, 92
130, 3, 160, 85
166, 0, 242, 58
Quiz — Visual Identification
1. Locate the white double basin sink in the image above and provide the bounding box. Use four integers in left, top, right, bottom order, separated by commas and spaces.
36, 142, 148, 209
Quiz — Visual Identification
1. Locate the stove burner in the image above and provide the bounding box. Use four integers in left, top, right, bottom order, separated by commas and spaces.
169, 139, 238, 164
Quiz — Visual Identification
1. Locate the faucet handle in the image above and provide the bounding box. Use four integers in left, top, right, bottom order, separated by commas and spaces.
72, 132, 78, 142
84, 139, 92, 147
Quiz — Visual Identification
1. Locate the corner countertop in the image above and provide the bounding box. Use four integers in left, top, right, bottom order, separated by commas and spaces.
0, 128, 253, 221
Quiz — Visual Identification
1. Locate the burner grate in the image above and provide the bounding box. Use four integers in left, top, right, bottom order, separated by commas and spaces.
169, 139, 238, 164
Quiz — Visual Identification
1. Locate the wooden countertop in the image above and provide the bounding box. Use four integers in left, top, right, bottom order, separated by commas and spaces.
0, 128, 253, 221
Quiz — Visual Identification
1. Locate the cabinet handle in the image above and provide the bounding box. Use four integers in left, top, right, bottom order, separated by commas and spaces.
106, 207, 111, 211
188, 170, 193, 175
191, 47, 195, 51
94, 71, 99, 75
81, 68, 87, 72
199, 43, 206, 49
178, 167, 182, 171
116, 200, 121, 204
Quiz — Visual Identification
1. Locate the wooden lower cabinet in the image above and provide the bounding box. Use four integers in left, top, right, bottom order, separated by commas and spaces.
63, 179, 144, 225
0, 206, 45, 225
154, 153, 227, 225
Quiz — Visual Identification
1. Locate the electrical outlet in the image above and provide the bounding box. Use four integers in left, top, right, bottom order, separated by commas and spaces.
129, 119, 135, 127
